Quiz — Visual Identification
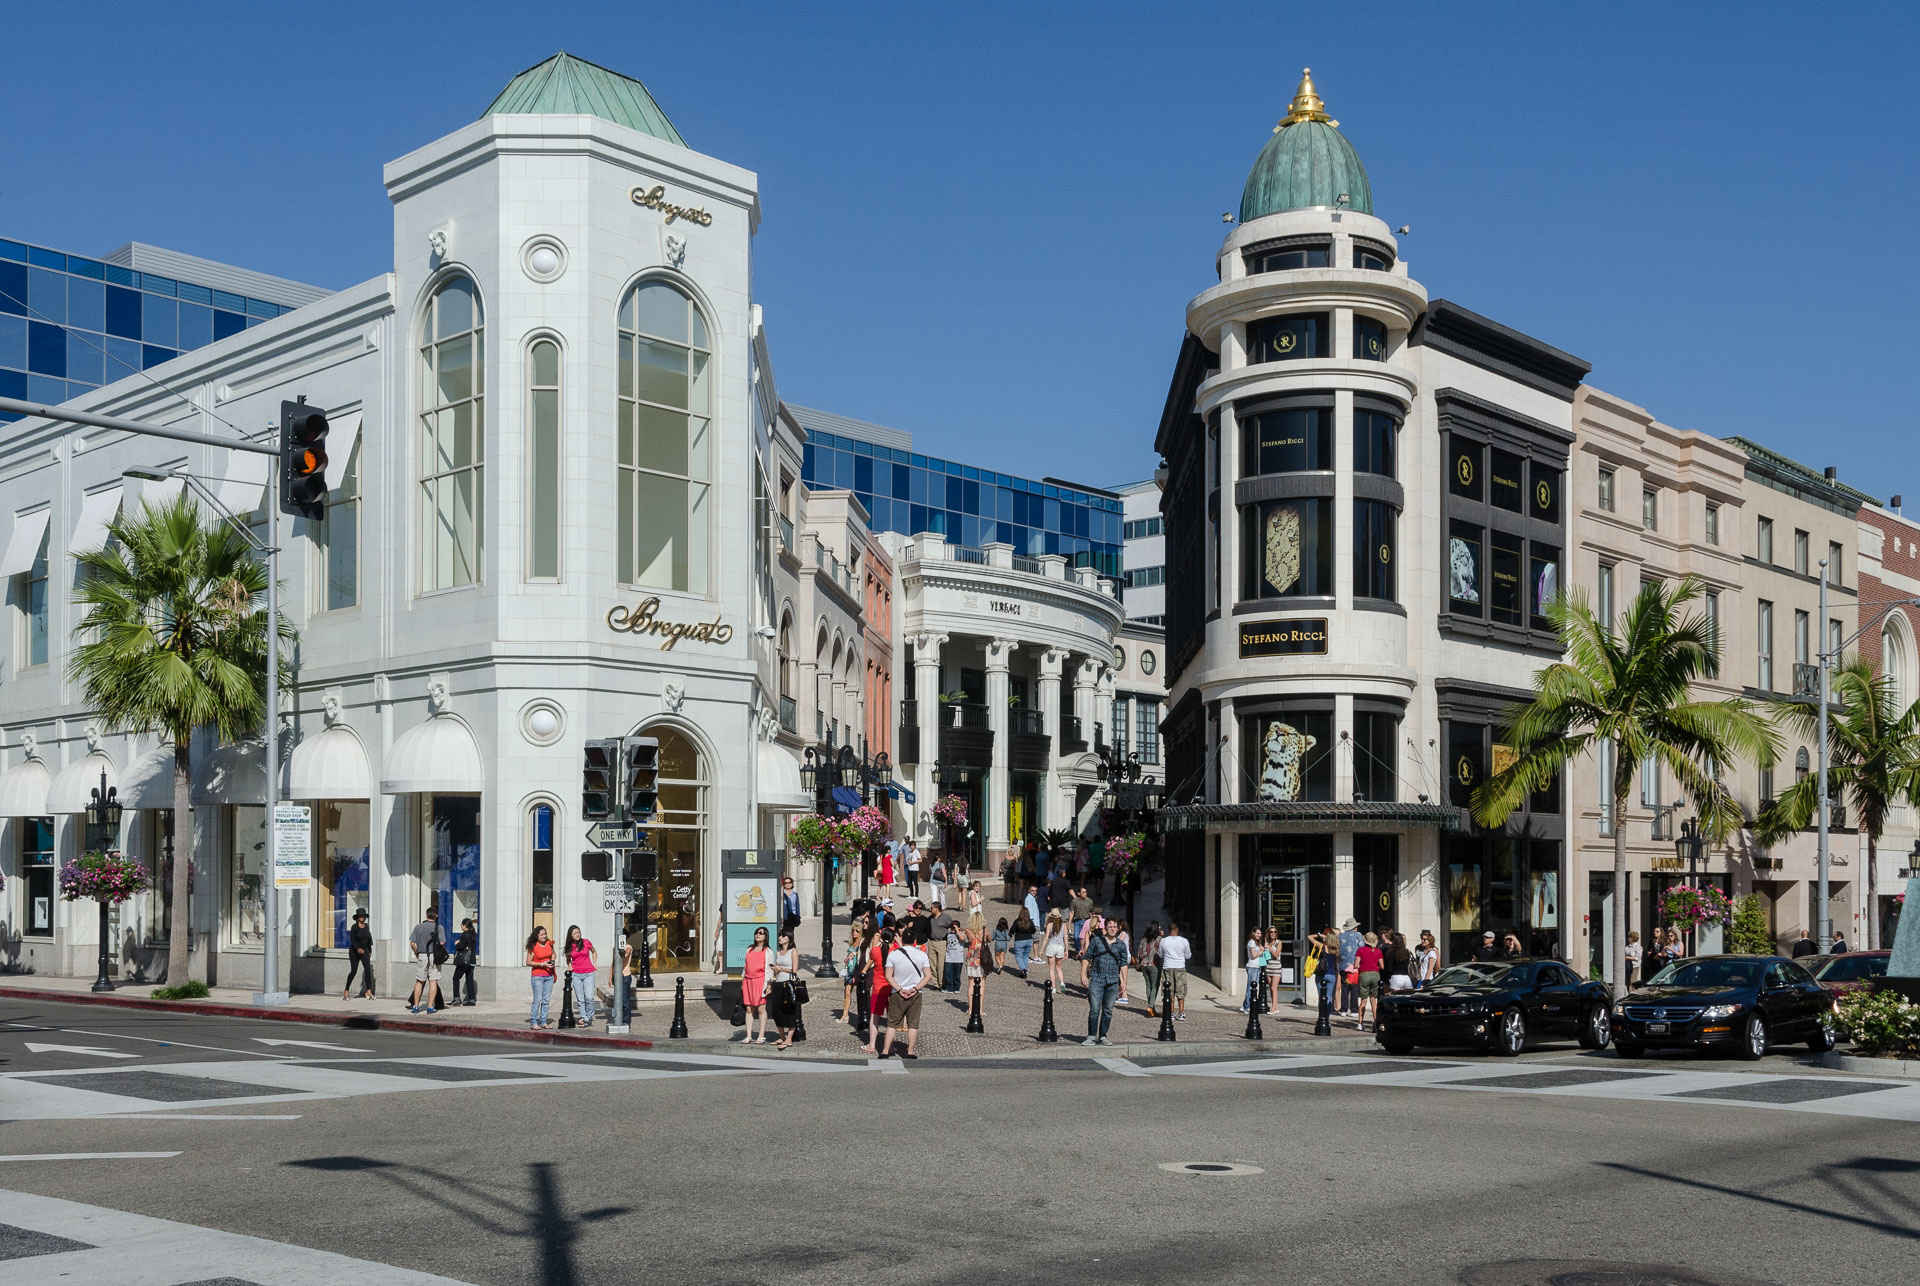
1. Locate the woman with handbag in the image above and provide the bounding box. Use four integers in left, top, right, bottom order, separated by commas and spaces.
525, 925, 557, 1029
1137, 922, 1163, 1015
563, 925, 598, 1029
839, 921, 866, 1023
1242, 926, 1268, 1013
769, 930, 803, 1050
450, 918, 479, 1006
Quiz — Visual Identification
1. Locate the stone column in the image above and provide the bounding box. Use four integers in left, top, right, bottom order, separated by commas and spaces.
1037, 647, 1067, 831
1073, 659, 1101, 754
985, 637, 1017, 864
912, 633, 946, 845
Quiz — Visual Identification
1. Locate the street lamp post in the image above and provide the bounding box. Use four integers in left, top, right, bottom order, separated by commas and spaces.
932, 761, 972, 885
1674, 817, 1705, 954
85, 770, 123, 993
801, 746, 839, 979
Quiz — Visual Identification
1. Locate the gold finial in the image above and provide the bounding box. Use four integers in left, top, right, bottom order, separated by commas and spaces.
1275, 67, 1337, 131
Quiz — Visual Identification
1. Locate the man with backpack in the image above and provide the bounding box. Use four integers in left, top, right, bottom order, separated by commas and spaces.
407, 907, 444, 1014
1081, 916, 1130, 1045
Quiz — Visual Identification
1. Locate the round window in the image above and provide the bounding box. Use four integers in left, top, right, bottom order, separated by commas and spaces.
1112, 644, 1126, 667
1141, 650, 1157, 675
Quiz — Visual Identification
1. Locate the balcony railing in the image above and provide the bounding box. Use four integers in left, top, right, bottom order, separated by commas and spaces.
941, 700, 989, 729
1059, 714, 1086, 750
777, 513, 794, 554
949, 544, 989, 565
1012, 554, 1044, 574
898, 699, 920, 763
816, 546, 858, 598
778, 695, 796, 733
1009, 707, 1046, 736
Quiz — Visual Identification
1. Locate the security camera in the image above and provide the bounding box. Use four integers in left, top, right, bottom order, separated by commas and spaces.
754, 626, 777, 640
1396, 225, 1411, 235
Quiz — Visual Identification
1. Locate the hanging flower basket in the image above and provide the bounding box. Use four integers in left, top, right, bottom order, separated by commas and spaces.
786, 814, 868, 865
1659, 884, 1733, 928
1105, 832, 1152, 882
849, 803, 891, 842
931, 794, 968, 829
58, 850, 148, 904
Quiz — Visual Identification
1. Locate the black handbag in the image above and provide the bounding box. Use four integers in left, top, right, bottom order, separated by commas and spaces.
792, 980, 810, 1005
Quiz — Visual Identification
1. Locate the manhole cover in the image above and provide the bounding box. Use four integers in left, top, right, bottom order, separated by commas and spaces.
1459, 1259, 1785, 1286
1156, 1161, 1264, 1176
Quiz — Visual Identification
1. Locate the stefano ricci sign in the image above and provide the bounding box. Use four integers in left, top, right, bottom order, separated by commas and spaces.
607, 597, 734, 649
1239, 618, 1329, 658
631, 184, 715, 226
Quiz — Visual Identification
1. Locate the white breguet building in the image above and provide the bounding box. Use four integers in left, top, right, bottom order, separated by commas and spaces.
0, 54, 804, 993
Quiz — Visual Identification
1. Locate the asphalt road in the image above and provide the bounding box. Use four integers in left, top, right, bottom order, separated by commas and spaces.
1, 998, 1915, 1286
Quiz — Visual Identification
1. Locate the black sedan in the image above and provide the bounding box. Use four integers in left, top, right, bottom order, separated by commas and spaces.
1375, 959, 1614, 1056
1613, 955, 1834, 1060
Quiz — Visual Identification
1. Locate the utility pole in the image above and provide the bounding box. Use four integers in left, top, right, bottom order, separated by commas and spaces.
1817, 559, 1831, 951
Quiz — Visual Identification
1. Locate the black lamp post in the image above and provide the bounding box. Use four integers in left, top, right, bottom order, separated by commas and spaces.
1675, 817, 1706, 954
932, 761, 972, 879
84, 770, 123, 993
800, 745, 841, 979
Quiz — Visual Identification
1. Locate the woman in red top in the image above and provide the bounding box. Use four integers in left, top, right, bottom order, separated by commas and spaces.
524, 926, 557, 1029
860, 927, 896, 1055
1355, 931, 1386, 1031
741, 926, 772, 1044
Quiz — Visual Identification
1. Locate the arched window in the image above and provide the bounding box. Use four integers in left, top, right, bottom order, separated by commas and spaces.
617, 281, 710, 593
1884, 619, 1914, 712
419, 275, 485, 590
529, 802, 556, 941
778, 612, 794, 698
527, 338, 562, 579
641, 727, 707, 972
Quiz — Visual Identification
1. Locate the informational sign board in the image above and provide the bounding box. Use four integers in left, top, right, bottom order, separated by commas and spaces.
273, 803, 312, 888
720, 849, 782, 971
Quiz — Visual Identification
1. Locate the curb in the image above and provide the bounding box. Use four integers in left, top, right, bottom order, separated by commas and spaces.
1820, 1050, 1920, 1079
0, 985, 654, 1051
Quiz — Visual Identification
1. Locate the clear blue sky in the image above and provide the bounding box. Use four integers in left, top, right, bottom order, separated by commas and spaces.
7, 2, 1915, 494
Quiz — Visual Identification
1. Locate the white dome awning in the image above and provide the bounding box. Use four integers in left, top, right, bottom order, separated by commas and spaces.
192, 740, 266, 806
757, 743, 812, 812
381, 716, 484, 795
0, 759, 52, 818
119, 743, 179, 811
46, 753, 116, 815
288, 726, 371, 801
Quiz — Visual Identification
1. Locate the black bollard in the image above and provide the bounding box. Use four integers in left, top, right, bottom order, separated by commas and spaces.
1313, 973, 1332, 1036
668, 976, 690, 1039
1244, 979, 1265, 1041
965, 976, 985, 1034
557, 974, 577, 1030
793, 982, 808, 1043
1037, 980, 1059, 1042
1155, 982, 1177, 1042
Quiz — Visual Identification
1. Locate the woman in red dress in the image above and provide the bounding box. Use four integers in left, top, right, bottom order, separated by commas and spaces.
861, 926, 897, 1056
741, 926, 772, 1044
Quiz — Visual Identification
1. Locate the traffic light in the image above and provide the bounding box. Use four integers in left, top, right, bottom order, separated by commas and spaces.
279, 397, 330, 520
623, 735, 659, 820
581, 850, 612, 882
625, 849, 659, 885
582, 738, 620, 820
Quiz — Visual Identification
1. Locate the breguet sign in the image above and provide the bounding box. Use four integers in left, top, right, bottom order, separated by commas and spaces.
607, 597, 734, 649
630, 184, 714, 227
1239, 618, 1329, 658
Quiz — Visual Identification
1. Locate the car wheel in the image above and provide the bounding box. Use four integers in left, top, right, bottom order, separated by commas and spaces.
1494, 1009, 1526, 1057
1807, 1013, 1836, 1053
1738, 1012, 1768, 1061
1578, 1004, 1612, 1050
1381, 1041, 1414, 1056
1614, 1040, 1645, 1059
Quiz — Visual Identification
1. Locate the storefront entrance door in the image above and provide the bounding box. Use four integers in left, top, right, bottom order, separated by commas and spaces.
1259, 868, 1310, 1005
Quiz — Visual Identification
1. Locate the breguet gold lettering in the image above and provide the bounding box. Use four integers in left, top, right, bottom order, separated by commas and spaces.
630, 184, 716, 227
606, 596, 734, 649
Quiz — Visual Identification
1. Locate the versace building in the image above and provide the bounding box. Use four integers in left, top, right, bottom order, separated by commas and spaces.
0, 55, 807, 993
1153, 73, 1591, 993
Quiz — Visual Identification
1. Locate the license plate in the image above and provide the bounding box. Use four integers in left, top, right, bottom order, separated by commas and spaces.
1647, 1022, 1669, 1035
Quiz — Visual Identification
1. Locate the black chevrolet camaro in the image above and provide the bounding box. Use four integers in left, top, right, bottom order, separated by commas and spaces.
1374, 959, 1614, 1056
1613, 955, 1834, 1060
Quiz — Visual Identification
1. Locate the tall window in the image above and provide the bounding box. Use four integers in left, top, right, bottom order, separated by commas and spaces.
1705, 588, 1720, 647
1828, 618, 1843, 667
1704, 502, 1720, 545
1243, 500, 1333, 599
1757, 599, 1774, 690
1597, 562, 1615, 637
647, 728, 708, 972
1353, 410, 1397, 476
319, 439, 359, 610
22, 816, 54, 935
1112, 697, 1130, 757
530, 803, 556, 942
230, 804, 266, 947
527, 338, 562, 579
1885, 623, 1906, 707
418, 276, 485, 591
17, 526, 49, 668
617, 281, 710, 593
1828, 541, 1844, 585
1137, 701, 1159, 764
1353, 500, 1396, 601
1794, 610, 1810, 666
1596, 465, 1616, 512
1757, 516, 1773, 564
1641, 488, 1658, 531
1597, 739, 1615, 836
1246, 313, 1328, 362
1793, 529, 1809, 575
316, 801, 370, 949
1640, 755, 1661, 807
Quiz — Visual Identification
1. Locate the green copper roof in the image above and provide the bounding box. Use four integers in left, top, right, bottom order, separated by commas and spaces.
483, 52, 686, 147
1240, 70, 1372, 223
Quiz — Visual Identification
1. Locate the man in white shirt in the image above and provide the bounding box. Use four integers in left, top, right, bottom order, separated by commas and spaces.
884, 936, 931, 1059
1156, 922, 1194, 1022
903, 839, 922, 898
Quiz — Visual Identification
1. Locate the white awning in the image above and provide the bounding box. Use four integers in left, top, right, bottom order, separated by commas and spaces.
0, 759, 51, 818
215, 448, 271, 517
70, 486, 124, 555
138, 475, 185, 510
381, 716, 484, 794
191, 740, 266, 806
288, 726, 371, 801
119, 743, 179, 811
46, 752, 116, 815
324, 410, 362, 493
0, 508, 51, 578
757, 742, 813, 812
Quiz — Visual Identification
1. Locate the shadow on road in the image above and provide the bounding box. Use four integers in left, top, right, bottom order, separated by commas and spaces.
1599, 1159, 1920, 1241
287, 1155, 631, 1284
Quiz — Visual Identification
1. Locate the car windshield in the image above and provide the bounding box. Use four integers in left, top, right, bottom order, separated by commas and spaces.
1815, 955, 1888, 983
1646, 959, 1759, 989
1432, 963, 1517, 986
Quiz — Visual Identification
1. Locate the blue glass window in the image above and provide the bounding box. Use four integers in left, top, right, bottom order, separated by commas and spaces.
104, 336, 141, 381
0, 368, 24, 411
105, 263, 136, 287
0, 261, 24, 315
68, 279, 104, 332
0, 240, 23, 262
141, 344, 177, 369
105, 286, 141, 338
27, 322, 65, 376
245, 297, 277, 318
177, 281, 212, 306
0, 314, 24, 368
65, 331, 103, 385
27, 269, 66, 324
27, 374, 68, 403
213, 289, 245, 312
66, 257, 105, 280
142, 274, 177, 297
142, 294, 178, 347
178, 302, 212, 349
854, 455, 873, 494
25, 247, 65, 271
213, 309, 246, 341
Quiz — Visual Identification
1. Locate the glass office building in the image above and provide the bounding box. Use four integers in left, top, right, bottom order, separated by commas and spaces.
791, 403, 1123, 576
0, 238, 320, 422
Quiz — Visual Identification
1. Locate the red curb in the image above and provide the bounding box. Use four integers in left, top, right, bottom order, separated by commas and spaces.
0, 985, 654, 1050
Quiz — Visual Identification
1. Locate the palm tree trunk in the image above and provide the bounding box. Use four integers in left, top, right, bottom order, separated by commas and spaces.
1612, 788, 1629, 1002
1866, 832, 1878, 950
166, 742, 193, 985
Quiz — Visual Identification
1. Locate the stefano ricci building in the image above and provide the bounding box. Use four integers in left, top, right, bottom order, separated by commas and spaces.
1152, 72, 1591, 993
0, 54, 825, 993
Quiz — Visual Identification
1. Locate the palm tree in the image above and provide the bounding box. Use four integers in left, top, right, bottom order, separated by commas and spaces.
1755, 659, 1920, 950
1471, 576, 1777, 998
68, 494, 282, 985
